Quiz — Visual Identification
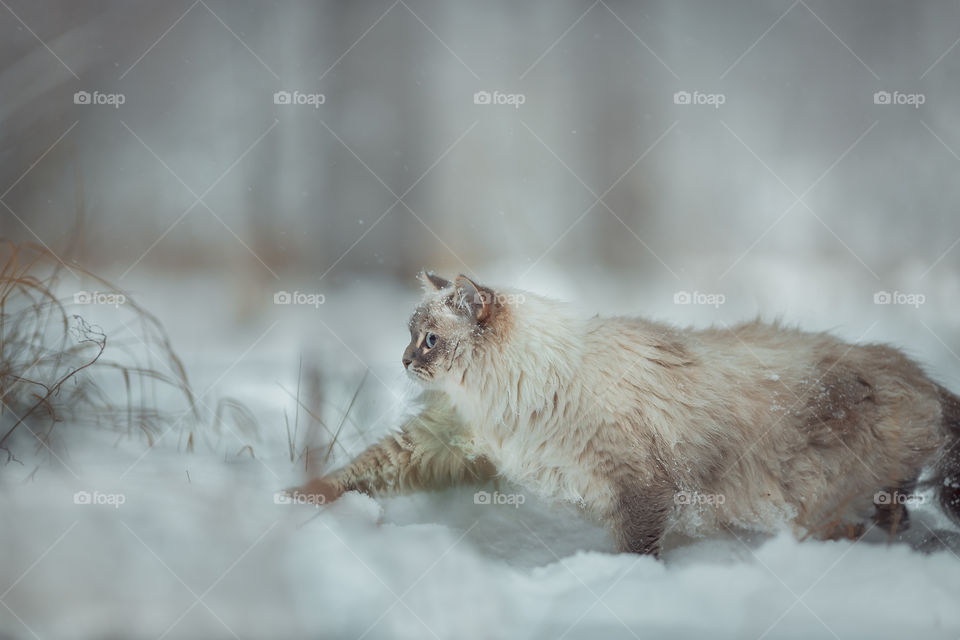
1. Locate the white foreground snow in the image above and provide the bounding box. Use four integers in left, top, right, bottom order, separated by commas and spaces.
2, 260, 960, 639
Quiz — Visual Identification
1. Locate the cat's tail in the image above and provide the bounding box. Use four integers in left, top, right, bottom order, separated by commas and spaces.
933, 386, 960, 525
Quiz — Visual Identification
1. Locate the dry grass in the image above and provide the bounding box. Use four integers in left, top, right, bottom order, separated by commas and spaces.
0, 240, 210, 464
278, 358, 369, 479
0, 237, 368, 483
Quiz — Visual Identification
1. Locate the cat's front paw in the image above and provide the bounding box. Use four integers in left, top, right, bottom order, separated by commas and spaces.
281, 477, 344, 506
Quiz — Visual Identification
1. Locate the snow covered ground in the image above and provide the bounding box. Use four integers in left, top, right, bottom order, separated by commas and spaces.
2, 257, 960, 639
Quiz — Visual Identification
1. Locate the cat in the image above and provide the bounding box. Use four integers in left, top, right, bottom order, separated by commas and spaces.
290, 271, 960, 556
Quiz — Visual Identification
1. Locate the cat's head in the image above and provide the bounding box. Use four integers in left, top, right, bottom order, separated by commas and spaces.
402, 271, 508, 386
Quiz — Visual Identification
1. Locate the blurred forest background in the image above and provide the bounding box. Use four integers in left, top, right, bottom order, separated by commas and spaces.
3, 0, 959, 292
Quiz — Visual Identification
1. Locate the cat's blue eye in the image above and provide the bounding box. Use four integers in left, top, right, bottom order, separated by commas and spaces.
425, 332, 439, 349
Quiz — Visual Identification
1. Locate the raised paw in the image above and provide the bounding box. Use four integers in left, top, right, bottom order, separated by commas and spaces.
281, 476, 344, 506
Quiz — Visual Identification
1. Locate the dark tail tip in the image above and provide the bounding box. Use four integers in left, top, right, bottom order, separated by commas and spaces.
935, 386, 960, 526
940, 478, 960, 522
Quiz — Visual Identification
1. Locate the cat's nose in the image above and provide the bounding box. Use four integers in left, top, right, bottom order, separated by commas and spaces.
402, 357, 412, 368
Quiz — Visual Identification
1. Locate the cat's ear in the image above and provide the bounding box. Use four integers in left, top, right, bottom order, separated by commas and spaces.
454, 275, 494, 323
418, 270, 451, 292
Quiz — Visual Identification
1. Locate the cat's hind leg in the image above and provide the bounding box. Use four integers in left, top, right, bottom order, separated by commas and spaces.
610, 480, 675, 557
872, 483, 916, 534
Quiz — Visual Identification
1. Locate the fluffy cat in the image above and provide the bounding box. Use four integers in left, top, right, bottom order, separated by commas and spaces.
291, 271, 960, 556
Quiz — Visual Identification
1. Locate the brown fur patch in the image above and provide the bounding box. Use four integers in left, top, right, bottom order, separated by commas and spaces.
611, 478, 675, 556
797, 365, 876, 446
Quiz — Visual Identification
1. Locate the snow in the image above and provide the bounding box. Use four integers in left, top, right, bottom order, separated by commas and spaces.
2, 261, 960, 639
